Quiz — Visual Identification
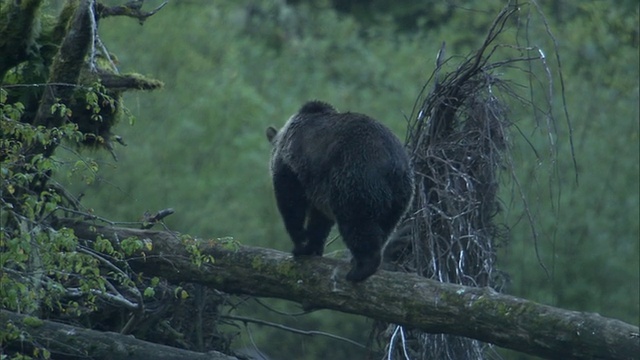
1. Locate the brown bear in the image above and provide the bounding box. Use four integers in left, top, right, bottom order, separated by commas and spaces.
266, 101, 413, 282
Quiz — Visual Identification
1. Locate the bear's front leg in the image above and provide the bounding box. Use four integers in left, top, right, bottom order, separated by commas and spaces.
272, 161, 308, 255
302, 207, 334, 256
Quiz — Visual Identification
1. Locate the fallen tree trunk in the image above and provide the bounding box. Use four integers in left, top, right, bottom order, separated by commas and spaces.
65, 220, 639, 360
0, 310, 238, 360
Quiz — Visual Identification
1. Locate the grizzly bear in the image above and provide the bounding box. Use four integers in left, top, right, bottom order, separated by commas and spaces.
267, 101, 413, 282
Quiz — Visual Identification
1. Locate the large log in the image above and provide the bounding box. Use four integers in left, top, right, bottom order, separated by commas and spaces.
66, 220, 640, 360
0, 310, 238, 360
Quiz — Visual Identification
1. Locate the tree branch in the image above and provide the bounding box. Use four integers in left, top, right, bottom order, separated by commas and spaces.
64, 220, 640, 360
0, 0, 44, 77
96, 0, 168, 23
223, 314, 367, 349
34, 0, 93, 128
0, 310, 239, 360
99, 72, 165, 91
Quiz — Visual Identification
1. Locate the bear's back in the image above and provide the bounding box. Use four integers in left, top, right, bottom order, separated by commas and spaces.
283, 111, 406, 172
278, 109, 411, 218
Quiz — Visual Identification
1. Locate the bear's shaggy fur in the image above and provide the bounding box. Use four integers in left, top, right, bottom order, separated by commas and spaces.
266, 101, 413, 282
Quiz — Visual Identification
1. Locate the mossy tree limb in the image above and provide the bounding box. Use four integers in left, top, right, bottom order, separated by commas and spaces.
96, 0, 168, 23
34, 0, 92, 129
98, 72, 164, 91
0, 310, 239, 360
0, 0, 44, 77
63, 220, 640, 360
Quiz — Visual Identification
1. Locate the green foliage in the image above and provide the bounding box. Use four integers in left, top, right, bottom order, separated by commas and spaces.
1, 82, 151, 359
181, 235, 215, 267
172, 285, 189, 300
0, 91, 109, 319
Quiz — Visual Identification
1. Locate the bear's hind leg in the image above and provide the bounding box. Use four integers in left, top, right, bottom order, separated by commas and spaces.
338, 220, 386, 282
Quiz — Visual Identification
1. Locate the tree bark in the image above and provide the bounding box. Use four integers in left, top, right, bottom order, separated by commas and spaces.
64, 220, 639, 360
0, 310, 238, 360
34, 0, 93, 128
0, 0, 44, 77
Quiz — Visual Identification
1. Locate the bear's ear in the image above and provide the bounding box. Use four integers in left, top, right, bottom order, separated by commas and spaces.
266, 126, 279, 143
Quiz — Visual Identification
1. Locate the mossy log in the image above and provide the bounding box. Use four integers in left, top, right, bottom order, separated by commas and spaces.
63, 220, 640, 360
0, 310, 239, 360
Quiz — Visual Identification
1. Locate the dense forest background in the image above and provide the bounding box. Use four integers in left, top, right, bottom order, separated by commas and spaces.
4, 0, 638, 359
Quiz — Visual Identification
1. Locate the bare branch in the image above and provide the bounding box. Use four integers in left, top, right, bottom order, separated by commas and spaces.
96, 1, 168, 23
141, 208, 176, 229
223, 315, 367, 349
